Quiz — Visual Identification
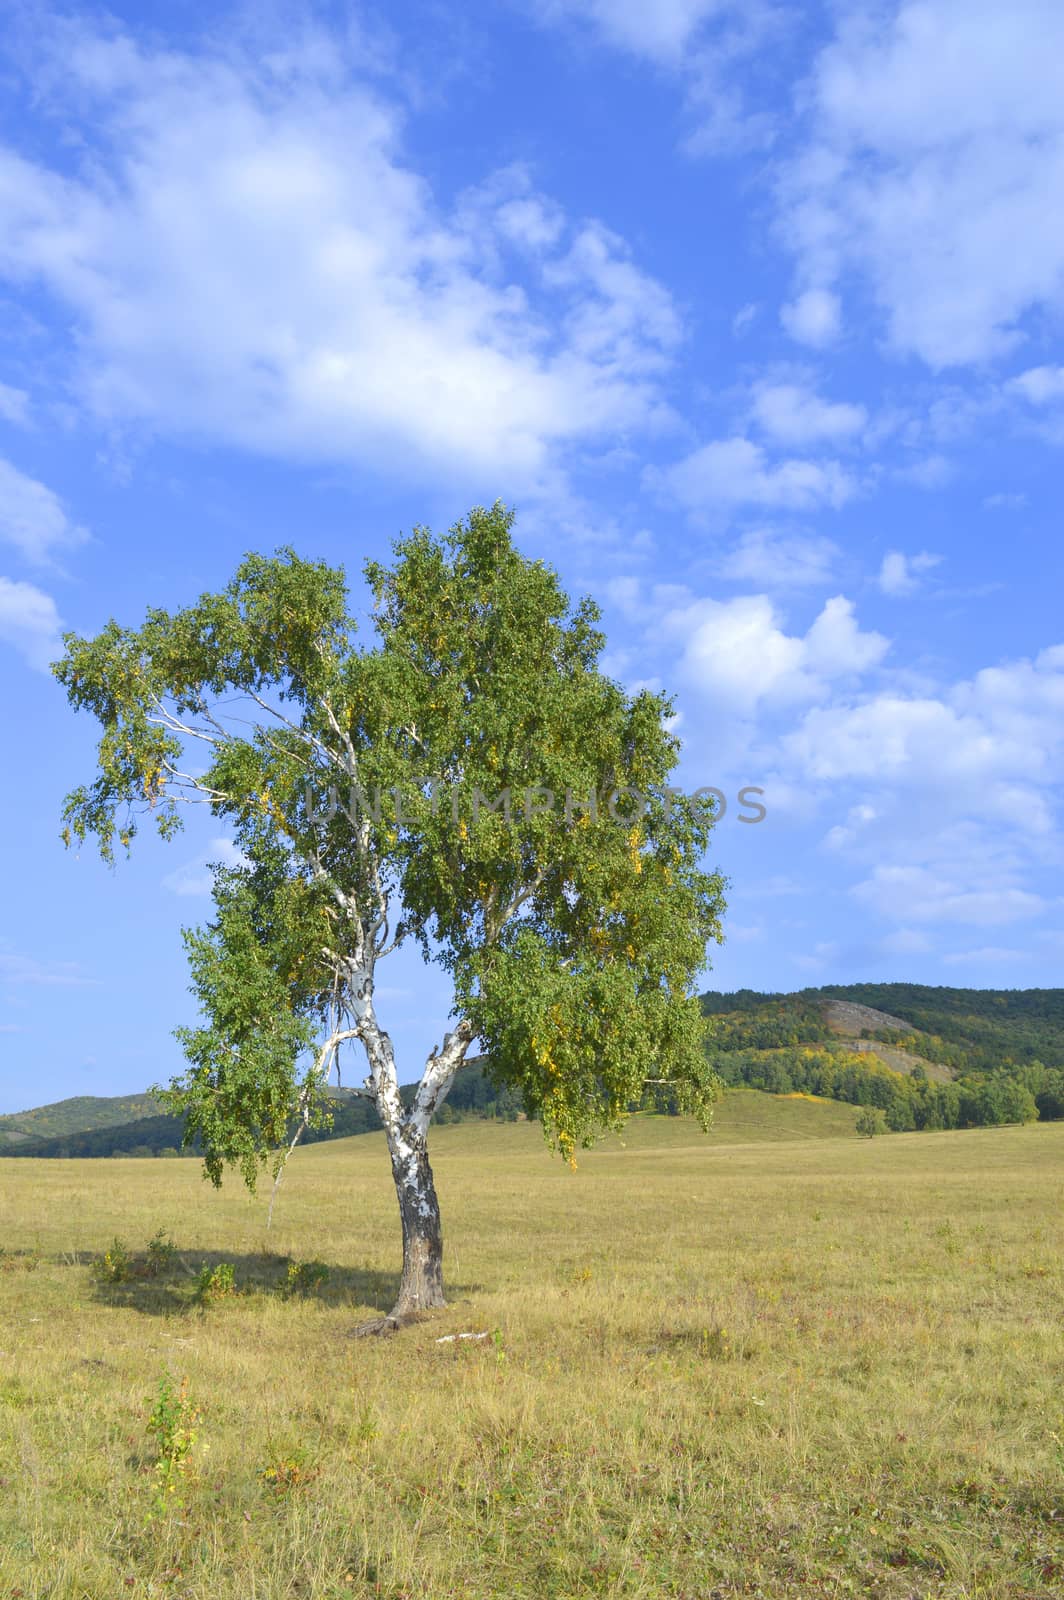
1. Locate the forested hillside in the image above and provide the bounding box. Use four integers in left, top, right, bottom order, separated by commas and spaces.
700, 985, 1064, 1131
0, 1060, 524, 1158
7, 987, 1064, 1157
0, 1093, 163, 1148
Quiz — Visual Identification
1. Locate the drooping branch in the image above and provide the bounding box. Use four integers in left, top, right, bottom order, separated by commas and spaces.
266, 1021, 364, 1226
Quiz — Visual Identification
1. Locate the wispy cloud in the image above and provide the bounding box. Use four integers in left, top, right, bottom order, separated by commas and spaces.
647, 437, 858, 515
877, 549, 941, 597
0, 952, 98, 987
0, 576, 63, 671
0, 458, 86, 566
0, 384, 29, 425
162, 839, 248, 897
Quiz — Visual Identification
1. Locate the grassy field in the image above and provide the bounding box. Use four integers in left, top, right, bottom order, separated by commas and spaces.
1, 1090, 1062, 1598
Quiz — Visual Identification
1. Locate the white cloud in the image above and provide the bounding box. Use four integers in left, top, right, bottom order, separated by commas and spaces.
604, 575, 693, 622
744, 874, 804, 898
853, 866, 1043, 928
0, 383, 29, 425
895, 454, 953, 489
535, 0, 731, 63
784, 695, 1022, 787
666, 591, 888, 712
1008, 365, 1064, 404
779, 289, 840, 348
648, 436, 857, 514
0, 24, 681, 487
781, 1, 1064, 366
162, 839, 249, 897
791, 939, 838, 973
0, 950, 97, 987
0, 575, 63, 670
877, 549, 941, 596
0, 458, 86, 565
779, 647, 1064, 867
731, 302, 758, 336
942, 945, 1025, 965
713, 528, 840, 589
983, 491, 1027, 510
749, 380, 866, 445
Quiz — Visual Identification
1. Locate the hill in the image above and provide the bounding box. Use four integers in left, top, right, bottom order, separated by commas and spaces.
7, 984, 1064, 1158
0, 1092, 163, 1148
700, 983, 1064, 1133
0, 1059, 524, 1159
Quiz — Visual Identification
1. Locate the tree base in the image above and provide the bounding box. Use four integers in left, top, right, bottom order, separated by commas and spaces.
349, 1305, 439, 1338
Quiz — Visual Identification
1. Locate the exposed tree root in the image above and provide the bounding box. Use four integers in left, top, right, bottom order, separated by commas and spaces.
349, 1306, 438, 1338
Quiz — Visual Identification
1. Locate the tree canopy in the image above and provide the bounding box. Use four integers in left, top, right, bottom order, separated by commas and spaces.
56, 502, 726, 1324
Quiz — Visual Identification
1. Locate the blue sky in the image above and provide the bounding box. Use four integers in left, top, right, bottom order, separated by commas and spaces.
1, 0, 1063, 1112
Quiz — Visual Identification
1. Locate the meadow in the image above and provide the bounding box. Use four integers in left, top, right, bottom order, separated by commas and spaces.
1, 1089, 1062, 1599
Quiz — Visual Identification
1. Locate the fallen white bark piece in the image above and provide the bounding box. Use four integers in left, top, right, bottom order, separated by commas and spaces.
435, 1331, 490, 1343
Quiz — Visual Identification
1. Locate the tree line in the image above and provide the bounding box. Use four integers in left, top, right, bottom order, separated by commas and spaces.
706, 1045, 1046, 1130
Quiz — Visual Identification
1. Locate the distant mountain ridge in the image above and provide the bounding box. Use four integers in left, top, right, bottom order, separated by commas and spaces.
5, 985, 1064, 1157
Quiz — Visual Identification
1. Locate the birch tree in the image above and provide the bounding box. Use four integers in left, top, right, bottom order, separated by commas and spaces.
55, 503, 726, 1332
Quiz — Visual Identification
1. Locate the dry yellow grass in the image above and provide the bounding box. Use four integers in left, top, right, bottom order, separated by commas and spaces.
1, 1093, 1062, 1598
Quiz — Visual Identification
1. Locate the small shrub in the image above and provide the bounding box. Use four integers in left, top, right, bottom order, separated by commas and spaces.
145, 1230, 178, 1277
936, 1220, 961, 1257
699, 1325, 737, 1361
259, 1440, 318, 1495
194, 1261, 236, 1304
92, 1238, 132, 1284
350, 1402, 378, 1446
856, 1107, 886, 1138
145, 1374, 202, 1513
283, 1259, 330, 1298
0, 1246, 41, 1274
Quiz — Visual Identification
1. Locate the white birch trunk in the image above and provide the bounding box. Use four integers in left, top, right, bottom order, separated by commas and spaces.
356, 994, 473, 1330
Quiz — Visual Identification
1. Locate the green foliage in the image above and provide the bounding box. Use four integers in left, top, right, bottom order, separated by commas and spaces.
92, 1237, 132, 1284
194, 1261, 236, 1303
145, 1374, 202, 1514
91, 1233, 183, 1283
259, 1439, 318, 1494
702, 993, 833, 1051
145, 1230, 178, 1275
855, 1107, 886, 1138
56, 502, 726, 1186
818, 983, 1064, 1073
283, 1258, 330, 1298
